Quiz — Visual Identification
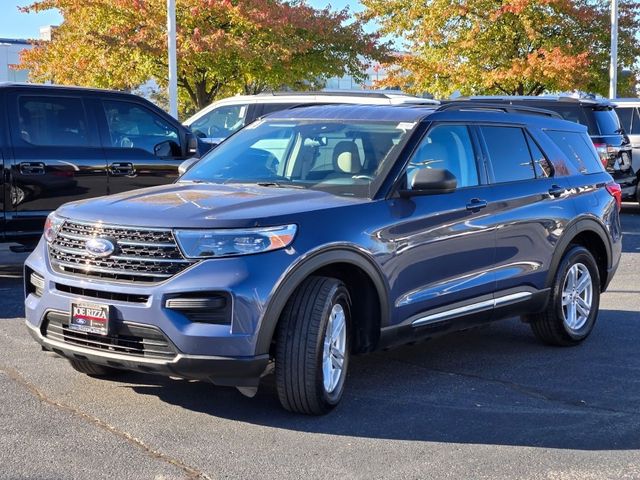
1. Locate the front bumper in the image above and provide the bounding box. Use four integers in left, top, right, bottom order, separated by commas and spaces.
24, 238, 297, 385
26, 320, 269, 386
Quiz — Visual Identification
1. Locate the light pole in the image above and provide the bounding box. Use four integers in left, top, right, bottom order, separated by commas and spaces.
167, 0, 178, 118
609, 0, 618, 99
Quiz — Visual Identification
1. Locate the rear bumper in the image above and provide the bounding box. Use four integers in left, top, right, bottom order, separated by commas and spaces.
26, 320, 269, 386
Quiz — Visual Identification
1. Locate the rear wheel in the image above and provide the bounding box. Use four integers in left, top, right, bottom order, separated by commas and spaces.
275, 276, 351, 415
528, 246, 600, 346
68, 358, 122, 377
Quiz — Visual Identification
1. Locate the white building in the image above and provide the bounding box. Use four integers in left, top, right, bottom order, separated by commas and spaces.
0, 38, 32, 83
324, 62, 391, 90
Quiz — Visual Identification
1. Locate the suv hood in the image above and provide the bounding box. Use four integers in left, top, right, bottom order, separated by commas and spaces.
57, 182, 367, 228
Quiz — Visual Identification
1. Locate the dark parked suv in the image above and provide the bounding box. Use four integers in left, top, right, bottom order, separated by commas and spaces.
25, 104, 622, 415
448, 96, 636, 203
0, 83, 202, 247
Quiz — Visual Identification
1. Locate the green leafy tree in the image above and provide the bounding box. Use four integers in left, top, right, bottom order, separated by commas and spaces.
20, 0, 388, 116
361, 0, 640, 97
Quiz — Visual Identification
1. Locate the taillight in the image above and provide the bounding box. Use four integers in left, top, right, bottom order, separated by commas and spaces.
593, 143, 609, 169
605, 182, 622, 211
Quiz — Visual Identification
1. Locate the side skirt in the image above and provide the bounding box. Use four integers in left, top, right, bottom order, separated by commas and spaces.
378, 287, 550, 350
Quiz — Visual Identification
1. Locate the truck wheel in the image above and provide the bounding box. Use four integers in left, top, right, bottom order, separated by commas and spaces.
275, 276, 351, 415
68, 359, 122, 377
529, 246, 600, 346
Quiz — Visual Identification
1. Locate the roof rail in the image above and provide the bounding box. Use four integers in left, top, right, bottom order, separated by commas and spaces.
265, 91, 405, 99
437, 102, 564, 119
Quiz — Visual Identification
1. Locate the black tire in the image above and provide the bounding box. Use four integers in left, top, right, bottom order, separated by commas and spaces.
275, 276, 351, 415
528, 246, 600, 346
68, 358, 122, 377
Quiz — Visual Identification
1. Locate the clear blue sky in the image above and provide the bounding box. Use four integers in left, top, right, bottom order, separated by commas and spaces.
1, 1, 366, 40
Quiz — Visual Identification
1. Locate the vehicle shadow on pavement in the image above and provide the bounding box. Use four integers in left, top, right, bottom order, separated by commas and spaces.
121, 309, 640, 451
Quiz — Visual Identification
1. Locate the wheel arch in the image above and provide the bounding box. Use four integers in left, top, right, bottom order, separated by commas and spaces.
256, 245, 390, 356
546, 217, 612, 291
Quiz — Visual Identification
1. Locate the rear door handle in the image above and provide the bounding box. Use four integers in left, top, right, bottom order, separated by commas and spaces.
466, 198, 487, 211
548, 185, 566, 198
109, 162, 135, 176
18, 162, 46, 175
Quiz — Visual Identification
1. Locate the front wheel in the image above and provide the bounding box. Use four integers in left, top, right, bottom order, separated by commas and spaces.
275, 276, 351, 415
528, 246, 600, 346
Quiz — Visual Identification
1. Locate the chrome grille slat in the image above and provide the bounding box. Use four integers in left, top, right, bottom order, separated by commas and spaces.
52, 260, 174, 278
49, 220, 193, 283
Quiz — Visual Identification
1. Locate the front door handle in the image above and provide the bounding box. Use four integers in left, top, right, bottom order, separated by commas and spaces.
19, 162, 46, 175
466, 198, 487, 211
109, 162, 136, 176
548, 185, 566, 198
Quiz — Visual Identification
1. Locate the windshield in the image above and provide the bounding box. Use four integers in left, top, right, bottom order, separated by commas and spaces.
181, 119, 416, 198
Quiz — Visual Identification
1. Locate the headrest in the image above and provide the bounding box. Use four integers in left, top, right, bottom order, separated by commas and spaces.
333, 141, 361, 174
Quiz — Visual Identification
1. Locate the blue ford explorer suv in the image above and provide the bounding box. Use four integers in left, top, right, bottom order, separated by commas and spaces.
25, 104, 622, 415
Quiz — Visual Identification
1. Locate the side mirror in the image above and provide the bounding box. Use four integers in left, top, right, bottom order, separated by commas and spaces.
178, 157, 199, 176
400, 168, 457, 197
186, 133, 199, 156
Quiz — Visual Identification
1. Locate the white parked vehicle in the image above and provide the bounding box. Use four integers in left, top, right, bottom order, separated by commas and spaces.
184, 91, 438, 146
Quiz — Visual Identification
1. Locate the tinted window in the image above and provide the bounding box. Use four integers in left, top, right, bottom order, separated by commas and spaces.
616, 106, 640, 135
546, 130, 603, 174
408, 124, 479, 188
481, 126, 535, 183
260, 103, 297, 116
525, 134, 552, 178
102, 100, 179, 155
18, 96, 88, 147
527, 104, 599, 136
592, 108, 621, 135
616, 107, 633, 132
189, 104, 248, 138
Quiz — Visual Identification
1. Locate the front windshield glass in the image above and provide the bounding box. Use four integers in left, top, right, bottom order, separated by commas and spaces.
181, 119, 416, 197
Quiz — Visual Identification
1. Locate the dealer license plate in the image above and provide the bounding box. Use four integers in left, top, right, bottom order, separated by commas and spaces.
69, 302, 110, 336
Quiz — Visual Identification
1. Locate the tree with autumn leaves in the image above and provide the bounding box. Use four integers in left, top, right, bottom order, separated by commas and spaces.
361, 0, 640, 97
20, 0, 388, 115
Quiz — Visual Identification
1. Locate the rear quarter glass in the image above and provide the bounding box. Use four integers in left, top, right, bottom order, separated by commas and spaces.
545, 130, 603, 174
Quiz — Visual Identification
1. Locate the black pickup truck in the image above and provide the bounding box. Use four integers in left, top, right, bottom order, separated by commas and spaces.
0, 83, 202, 247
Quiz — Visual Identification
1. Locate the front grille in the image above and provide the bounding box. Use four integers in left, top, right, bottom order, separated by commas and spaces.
55, 283, 150, 304
42, 311, 176, 360
49, 220, 193, 283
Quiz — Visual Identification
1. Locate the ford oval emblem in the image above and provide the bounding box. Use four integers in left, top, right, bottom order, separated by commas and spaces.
85, 238, 115, 258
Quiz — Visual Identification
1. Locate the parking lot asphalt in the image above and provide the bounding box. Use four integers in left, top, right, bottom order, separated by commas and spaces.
1, 207, 639, 480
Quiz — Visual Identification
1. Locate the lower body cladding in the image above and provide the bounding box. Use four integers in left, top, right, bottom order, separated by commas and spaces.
24, 243, 297, 387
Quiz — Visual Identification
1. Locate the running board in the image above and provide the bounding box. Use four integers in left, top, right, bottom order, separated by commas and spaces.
411, 291, 533, 328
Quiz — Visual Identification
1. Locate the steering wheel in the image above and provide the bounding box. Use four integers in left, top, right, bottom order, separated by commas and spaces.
114, 135, 134, 148
206, 125, 225, 137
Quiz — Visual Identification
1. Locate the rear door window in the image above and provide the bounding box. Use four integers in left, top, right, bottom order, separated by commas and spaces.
18, 96, 89, 147
546, 130, 603, 174
480, 126, 536, 183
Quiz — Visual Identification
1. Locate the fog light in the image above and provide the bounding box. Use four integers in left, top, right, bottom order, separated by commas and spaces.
30, 272, 45, 297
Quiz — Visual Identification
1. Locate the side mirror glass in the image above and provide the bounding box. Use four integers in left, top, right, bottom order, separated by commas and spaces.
400, 168, 457, 197
179, 157, 199, 176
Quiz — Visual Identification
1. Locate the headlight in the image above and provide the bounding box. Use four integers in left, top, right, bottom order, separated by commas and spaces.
43, 213, 64, 243
174, 224, 297, 258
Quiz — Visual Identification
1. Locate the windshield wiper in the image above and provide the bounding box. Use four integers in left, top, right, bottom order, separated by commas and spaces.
256, 181, 304, 189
